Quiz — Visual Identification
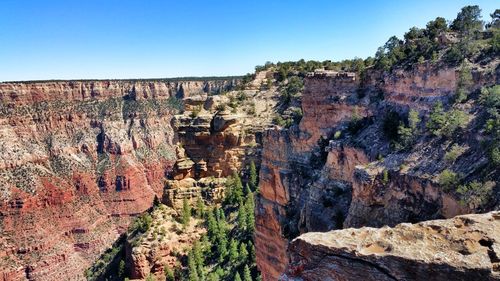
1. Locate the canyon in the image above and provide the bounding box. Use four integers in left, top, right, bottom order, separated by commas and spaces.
255, 61, 500, 280
0, 79, 241, 280
0, 58, 499, 280
1, 23, 499, 281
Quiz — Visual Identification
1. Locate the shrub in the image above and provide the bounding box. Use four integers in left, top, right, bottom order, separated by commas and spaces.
190, 106, 201, 118
438, 169, 459, 191
444, 144, 467, 163
236, 91, 247, 102
347, 107, 365, 135
427, 103, 469, 137
479, 85, 500, 108
273, 115, 286, 127
215, 103, 226, 111
334, 131, 342, 139
396, 109, 420, 150
455, 64, 473, 103
457, 181, 494, 208
490, 146, 500, 165
381, 170, 390, 185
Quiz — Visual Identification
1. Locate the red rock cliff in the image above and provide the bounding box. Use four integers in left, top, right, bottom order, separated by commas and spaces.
0, 79, 236, 281
255, 62, 499, 280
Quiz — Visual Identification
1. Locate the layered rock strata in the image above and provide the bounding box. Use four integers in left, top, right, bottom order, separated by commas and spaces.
255, 62, 499, 280
0, 79, 236, 281
285, 212, 500, 281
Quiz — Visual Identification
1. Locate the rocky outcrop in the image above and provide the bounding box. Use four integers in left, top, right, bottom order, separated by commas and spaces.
0, 79, 236, 281
255, 62, 499, 280
162, 87, 275, 209
125, 205, 205, 280
285, 212, 500, 281
256, 73, 364, 280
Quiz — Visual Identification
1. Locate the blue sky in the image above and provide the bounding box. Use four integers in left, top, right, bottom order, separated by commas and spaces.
0, 0, 497, 81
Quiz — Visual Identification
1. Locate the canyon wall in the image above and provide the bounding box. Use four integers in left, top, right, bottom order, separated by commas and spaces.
255, 62, 499, 280
0, 79, 236, 281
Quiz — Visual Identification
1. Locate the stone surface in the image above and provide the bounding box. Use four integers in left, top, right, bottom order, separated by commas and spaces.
285, 212, 500, 281
125, 205, 205, 280
255, 61, 500, 280
0, 79, 235, 281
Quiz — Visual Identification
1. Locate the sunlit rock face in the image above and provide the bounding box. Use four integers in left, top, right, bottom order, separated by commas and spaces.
0, 79, 235, 280
255, 61, 499, 280
285, 212, 500, 281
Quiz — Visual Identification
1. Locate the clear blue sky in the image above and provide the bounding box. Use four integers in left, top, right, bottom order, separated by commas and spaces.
0, 0, 497, 81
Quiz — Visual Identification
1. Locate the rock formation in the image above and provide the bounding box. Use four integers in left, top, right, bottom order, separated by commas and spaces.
0, 79, 236, 280
255, 59, 499, 280
285, 212, 500, 281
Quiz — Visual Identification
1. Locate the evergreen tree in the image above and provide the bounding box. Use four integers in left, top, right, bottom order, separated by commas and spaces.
229, 239, 239, 263
234, 272, 242, 281
217, 209, 227, 236
207, 209, 218, 243
217, 236, 228, 263
244, 183, 252, 197
239, 242, 249, 263
118, 259, 125, 278
207, 272, 220, 281
164, 266, 175, 281
243, 264, 252, 281
455, 63, 473, 103
245, 195, 256, 233
249, 161, 258, 191
427, 102, 446, 136
193, 242, 204, 269
195, 197, 205, 219
237, 203, 248, 231
181, 197, 191, 230
248, 241, 256, 263
188, 250, 200, 281
232, 171, 244, 204
450, 5, 483, 35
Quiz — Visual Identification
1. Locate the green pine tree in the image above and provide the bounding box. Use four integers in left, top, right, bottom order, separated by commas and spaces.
239, 242, 249, 263
233, 171, 244, 204
229, 238, 239, 263
248, 241, 256, 263
188, 250, 200, 281
118, 259, 125, 278
245, 195, 255, 233
181, 197, 191, 230
193, 241, 204, 268
249, 161, 258, 190
237, 203, 247, 231
244, 183, 252, 197
207, 209, 218, 243
164, 266, 175, 281
195, 197, 205, 218
243, 264, 252, 281
234, 272, 242, 281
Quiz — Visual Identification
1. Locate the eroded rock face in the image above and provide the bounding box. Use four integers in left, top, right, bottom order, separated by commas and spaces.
162, 87, 274, 209
125, 205, 205, 280
255, 62, 499, 280
0, 79, 235, 280
256, 73, 364, 280
285, 212, 500, 281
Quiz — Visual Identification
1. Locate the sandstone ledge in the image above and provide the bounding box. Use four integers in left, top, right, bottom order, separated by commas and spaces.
285, 212, 500, 281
